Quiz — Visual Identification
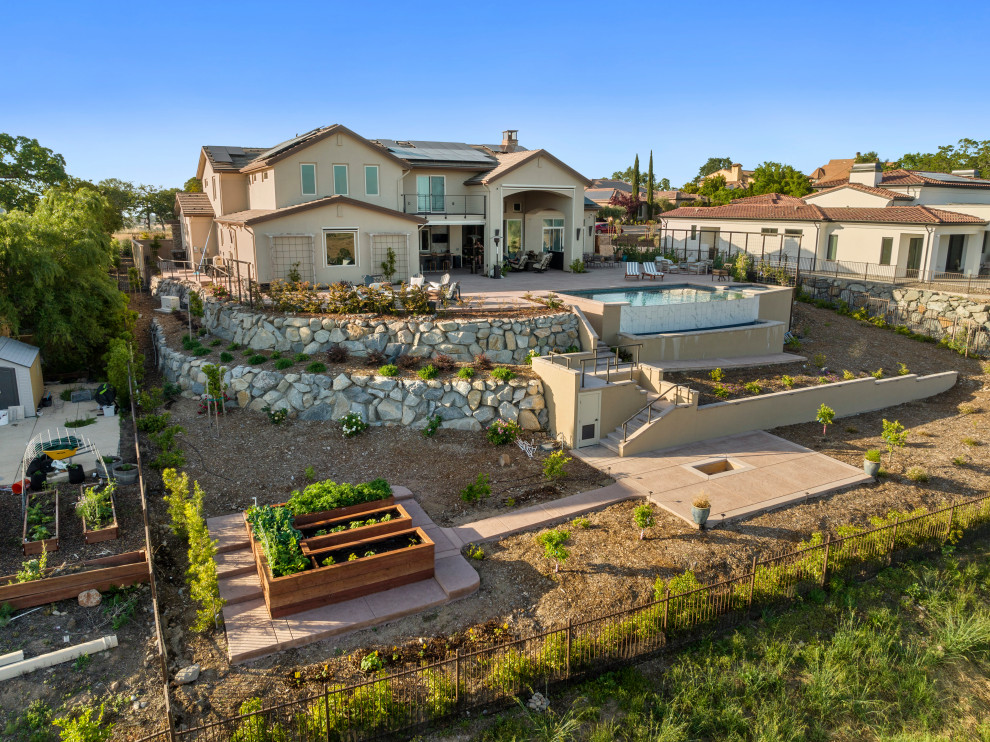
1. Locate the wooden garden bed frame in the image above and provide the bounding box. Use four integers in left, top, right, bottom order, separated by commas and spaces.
23, 488, 59, 556
248, 520, 434, 619
79, 484, 120, 544
298, 503, 411, 555
0, 550, 149, 610
287, 496, 396, 528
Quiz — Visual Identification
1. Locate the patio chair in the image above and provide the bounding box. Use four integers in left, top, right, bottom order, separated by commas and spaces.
532, 253, 553, 273
409, 274, 425, 287
657, 258, 674, 273
642, 262, 664, 280
428, 272, 451, 292
506, 253, 530, 271
437, 281, 461, 306
625, 262, 642, 280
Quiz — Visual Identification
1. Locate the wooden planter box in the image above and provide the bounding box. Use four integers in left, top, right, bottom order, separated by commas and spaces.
288, 496, 396, 529
23, 489, 59, 556
79, 485, 120, 544
299, 504, 411, 556
250, 526, 434, 618
0, 550, 149, 610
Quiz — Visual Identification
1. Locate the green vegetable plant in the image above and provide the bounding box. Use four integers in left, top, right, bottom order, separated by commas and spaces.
286, 478, 392, 515
246, 504, 308, 577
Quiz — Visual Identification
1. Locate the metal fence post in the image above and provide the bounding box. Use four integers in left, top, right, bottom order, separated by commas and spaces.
565, 619, 572, 679
455, 649, 461, 706
888, 516, 899, 565
821, 534, 831, 587
747, 556, 757, 610
947, 501, 956, 540
662, 587, 669, 631
324, 682, 331, 742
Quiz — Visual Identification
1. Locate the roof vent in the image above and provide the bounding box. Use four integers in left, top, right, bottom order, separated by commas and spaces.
396, 141, 414, 148
502, 130, 519, 152
951, 169, 980, 178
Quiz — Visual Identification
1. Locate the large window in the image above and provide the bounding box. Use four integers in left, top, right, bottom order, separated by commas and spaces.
325, 230, 357, 266
761, 227, 779, 235
416, 175, 445, 212
826, 233, 838, 261
879, 237, 893, 265
333, 165, 348, 195
543, 218, 564, 252
300, 164, 316, 196
364, 165, 379, 196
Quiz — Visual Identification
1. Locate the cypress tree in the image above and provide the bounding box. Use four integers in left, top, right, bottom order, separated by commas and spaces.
631, 155, 640, 220
647, 151, 655, 219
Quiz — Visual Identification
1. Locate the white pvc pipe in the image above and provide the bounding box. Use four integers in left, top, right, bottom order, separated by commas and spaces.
0, 651, 24, 667
0, 635, 117, 682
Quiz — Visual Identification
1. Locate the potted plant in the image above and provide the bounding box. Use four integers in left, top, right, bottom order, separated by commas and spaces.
77, 482, 119, 544
65, 463, 85, 485
113, 462, 139, 485
691, 495, 711, 529
99, 455, 122, 480
864, 449, 882, 477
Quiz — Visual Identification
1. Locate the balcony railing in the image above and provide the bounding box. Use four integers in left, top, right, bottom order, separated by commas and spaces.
402, 193, 486, 216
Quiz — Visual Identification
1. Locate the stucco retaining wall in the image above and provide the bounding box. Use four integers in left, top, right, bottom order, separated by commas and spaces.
152, 321, 548, 431
152, 277, 580, 364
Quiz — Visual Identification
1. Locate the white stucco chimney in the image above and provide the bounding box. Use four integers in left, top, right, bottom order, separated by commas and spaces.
502, 130, 518, 152
849, 162, 882, 187
951, 169, 980, 178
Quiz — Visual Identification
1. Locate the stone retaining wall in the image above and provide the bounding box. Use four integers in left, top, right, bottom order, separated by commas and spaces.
802, 277, 990, 332
152, 321, 548, 431
152, 277, 580, 364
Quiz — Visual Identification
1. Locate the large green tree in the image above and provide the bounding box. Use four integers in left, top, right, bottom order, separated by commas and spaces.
895, 138, 990, 175
183, 176, 202, 193
749, 161, 812, 197
694, 157, 733, 184
0, 189, 133, 370
0, 134, 68, 212
136, 185, 181, 228
855, 151, 881, 164
631, 154, 641, 204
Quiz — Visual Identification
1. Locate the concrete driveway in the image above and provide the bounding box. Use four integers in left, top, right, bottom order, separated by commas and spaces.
0, 384, 121, 487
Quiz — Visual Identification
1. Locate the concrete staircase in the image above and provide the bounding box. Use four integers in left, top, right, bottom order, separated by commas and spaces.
600, 393, 676, 454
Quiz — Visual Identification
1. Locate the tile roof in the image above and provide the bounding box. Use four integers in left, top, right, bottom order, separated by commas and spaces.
215, 195, 426, 227
815, 169, 990, 190
0, 336, 39, 367
810, 157, 855, 182
659, 193, 986, 225
174, 191, 214, 217
463, 149, 590, 186
806, 183, 915, 201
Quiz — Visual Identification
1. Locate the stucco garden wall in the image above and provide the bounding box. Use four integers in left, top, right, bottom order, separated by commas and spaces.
152, 278, 580, 364
152, 321, 548, 431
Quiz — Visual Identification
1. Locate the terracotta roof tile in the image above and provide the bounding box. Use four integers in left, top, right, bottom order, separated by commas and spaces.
815, 169, 990, 190
806, 183, 915, 201
820, 206, 986, 224
174, 192, 214, 217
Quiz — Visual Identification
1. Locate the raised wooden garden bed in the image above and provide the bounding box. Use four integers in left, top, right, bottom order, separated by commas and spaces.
79, 485, 120, 544
249, 525, 434, 618
23, 489, 59, 556
288, 496, 396, 528
298, 503, 411, 556
0, 550, 149, 610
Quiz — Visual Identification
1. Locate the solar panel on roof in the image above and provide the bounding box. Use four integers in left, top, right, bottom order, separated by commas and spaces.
211, 147, 232, 163
226, 146, 245, 156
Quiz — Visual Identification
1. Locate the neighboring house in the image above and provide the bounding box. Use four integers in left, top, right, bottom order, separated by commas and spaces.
659, 164, 990, 278
585, 182, 701, 218
809, 157, 856, 186
173, 126, 594, 283
702, 163, 753, 189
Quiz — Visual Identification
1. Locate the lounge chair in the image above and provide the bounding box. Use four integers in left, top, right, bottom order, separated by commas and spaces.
506, 253, 530, 271
532, 253, 553, 273
437, 281, 461, 306
625, 262, 642, 280
409, 274, 424, 287
642, 262, 664, 280
428, 273, 450, 292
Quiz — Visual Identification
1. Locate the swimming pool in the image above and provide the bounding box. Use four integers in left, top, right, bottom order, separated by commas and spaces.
567, 285, 747, 306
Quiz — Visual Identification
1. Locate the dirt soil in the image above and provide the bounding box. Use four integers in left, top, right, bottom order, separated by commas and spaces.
7, 293, 989, 738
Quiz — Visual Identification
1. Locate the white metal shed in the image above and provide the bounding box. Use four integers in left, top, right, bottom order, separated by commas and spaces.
0, 337, 43, 418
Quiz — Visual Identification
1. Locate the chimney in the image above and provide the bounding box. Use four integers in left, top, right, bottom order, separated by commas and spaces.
951, 169, 980, 178
849, 162, 882, 187
502, 129, 519, 152
730, 163, 742, 181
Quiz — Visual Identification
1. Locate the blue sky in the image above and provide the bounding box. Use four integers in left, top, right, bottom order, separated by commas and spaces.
5, 0, 990, 190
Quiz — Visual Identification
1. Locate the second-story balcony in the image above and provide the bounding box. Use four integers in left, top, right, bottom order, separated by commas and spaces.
402, 193, 486, 216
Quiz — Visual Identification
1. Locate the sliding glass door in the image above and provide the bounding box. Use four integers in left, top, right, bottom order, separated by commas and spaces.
416, 175, 445, 213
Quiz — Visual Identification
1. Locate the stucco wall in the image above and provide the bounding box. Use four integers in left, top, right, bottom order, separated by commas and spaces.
619, 320, 786, 364
620, 371, 957, 456
153, 321, 548, 431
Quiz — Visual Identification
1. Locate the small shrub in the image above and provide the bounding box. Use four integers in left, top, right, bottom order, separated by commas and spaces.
422, 414, 442, 438
906, 466, 928, 482
865, 449, 882, 463
53, 704, 112, 742
871, 368, 884, 379
460, 473, 491, 503
274, 358, 294, 370
473, 353, 493, 371
220, 351, 234, 363
743, 381, 761, 395
271, 351, 282, 360
633, 503, 655, 540
339, 411, 368, 438
264, 406, 288, 425
378, 364, 398, 377
542, 450, 571, 480
294, 352, 309, 363
431, 353, 456, 372
491, 366, 516, 382
781, 374, 794, 388
709, 367, 724, 383
396, 354, 419, 370
958, 403, 979, 415
524, 349, 541, 365
487, 419, 521, 445
360, 651, 383, 673
365, 349, 387, 367
226, 342, 240, 351
817, 403, 835, 436
812, 352, 826, 368
306, 361, 328, 374
192, 346, 211, 357
249, 354, 267, 365
417, 364, 438, 380
952, 456, 967, 467
209, 338, 222, 347
898, 362, 910, 375
326, 345, 349, 363
882, 418, 908, 464
963, 437, 980, 447
569, 259, 587, 273
535, 529, 570, 573
843, 369, 856, 380
572, 516, 591, 529
456, 366, 476, 380
466, 544, 485, 561
304, 466, 316, 482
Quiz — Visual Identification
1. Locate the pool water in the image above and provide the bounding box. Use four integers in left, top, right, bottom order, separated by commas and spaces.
568, 286, 747, 306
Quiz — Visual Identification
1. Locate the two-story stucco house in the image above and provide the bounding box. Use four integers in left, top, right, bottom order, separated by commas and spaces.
659, 163, 990, 279
173, 125, 596, 284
